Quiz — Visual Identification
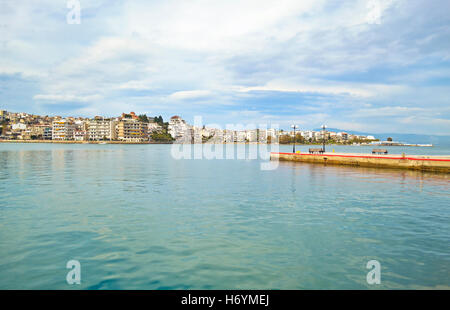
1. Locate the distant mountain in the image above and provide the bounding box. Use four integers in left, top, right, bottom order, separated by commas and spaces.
312, 128, 450, 146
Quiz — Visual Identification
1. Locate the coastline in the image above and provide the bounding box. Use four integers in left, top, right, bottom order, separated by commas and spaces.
0, 139, 172, 145
0, 138, 436, 147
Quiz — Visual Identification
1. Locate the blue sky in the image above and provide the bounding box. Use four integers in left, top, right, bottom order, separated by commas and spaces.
1, 0, 449, 134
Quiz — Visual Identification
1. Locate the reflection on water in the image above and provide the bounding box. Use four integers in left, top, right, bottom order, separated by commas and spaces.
278, 160, 450, 185
0, 143, 449, 289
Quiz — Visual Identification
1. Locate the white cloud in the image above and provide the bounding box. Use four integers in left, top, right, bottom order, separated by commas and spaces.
119, 80, 156, 91
169, 90, 212, 100
33, 94, 102, 102
351, 106, 431, 118
239, 84, 373, 98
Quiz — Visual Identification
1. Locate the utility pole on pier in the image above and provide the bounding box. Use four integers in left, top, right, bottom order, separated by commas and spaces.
321, 124, 327, 153
291, 124, 298, 153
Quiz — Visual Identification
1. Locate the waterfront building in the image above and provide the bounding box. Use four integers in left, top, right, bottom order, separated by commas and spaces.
73, 130, 88, 141
52, 119, 75, 140
11, 123, 27, 131
26, 124, 51, 140
319, 130, 329, 140
300, 131, 314, 140
236, 131, 247, 142
147, 122, 163, 134
313, 131, 322, 140
0, 110, 6, 122
200, 127, 218, 143
259, 129, 270, 143
336, 132, 348, 141
168, 116, 193, 143
246, 130, 258, 142
204, 128, 223, 143
9, 123, 27, 140
266, 128, 277, 138
223, 130, 234, 143
117, 119, 148, 142
191, 126, 204, 143
43, 126, 52, 140
88, 118, 117, 141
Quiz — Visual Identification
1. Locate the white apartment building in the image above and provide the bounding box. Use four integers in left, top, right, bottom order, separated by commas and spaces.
336, 132, 348, 140
73, 130, 88, 141
168, 116, 192, 143
266, 128, 277, 138
256, 129, 270, 142
88, 118, 117, 141
246, 130, 258, 142
11, 123, 27, 131
205, 128, 224, 143
300, 131, 314, 140
52, 119, 75, 140
148, 122, 162, 134
313, 131, 323, 140
236, 131, 247, 142
223, 130, 235, 143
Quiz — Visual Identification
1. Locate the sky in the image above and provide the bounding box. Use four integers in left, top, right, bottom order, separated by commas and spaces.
1, 0, 449, 134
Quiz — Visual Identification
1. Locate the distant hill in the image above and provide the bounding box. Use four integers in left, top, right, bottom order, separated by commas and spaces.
312, 128, 450, 146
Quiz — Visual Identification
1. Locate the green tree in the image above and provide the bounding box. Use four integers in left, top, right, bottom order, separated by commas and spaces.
279, 135, 292, 144
151, 131, 174, 142
138, 114, 149, 123
154, 116, 164, 125
295, 133, 305, 144
0, 120, 9, 136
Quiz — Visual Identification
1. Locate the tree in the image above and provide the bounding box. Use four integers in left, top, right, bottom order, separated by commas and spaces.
154, 116, 164, 125
0, 120, 9, 136
202, 135, 212, 143
279, 135, 292, 144
387, 137, 393, 141
138, 114, 149, 123
295, 133, 305, 144
151, 131, 174, 142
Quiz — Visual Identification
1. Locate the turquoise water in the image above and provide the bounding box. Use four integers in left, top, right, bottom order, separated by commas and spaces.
0, 143, 449, 289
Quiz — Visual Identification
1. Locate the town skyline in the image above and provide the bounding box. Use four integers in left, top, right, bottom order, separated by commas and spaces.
0, 109, 382, 144
2, 107, 450, 138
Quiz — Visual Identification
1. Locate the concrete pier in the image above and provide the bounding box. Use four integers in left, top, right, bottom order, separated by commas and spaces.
270, 152, 450, 173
